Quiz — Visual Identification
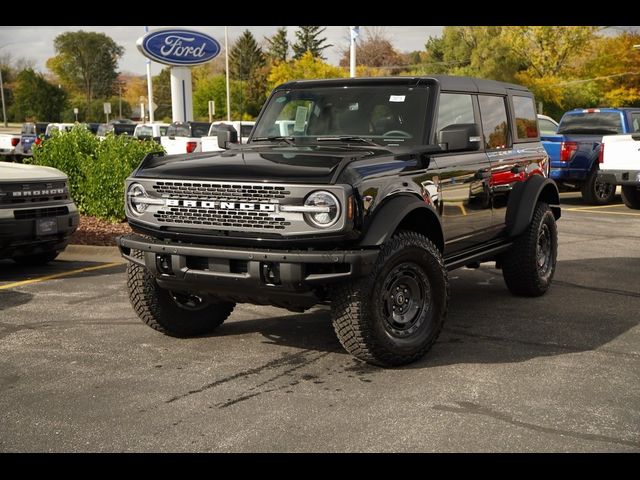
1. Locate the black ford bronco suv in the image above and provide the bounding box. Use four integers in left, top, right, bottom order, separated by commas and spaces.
118, 76, 560, 367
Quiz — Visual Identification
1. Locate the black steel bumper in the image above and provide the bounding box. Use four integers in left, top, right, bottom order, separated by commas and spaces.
597, 169, 640, 186
0, 207, 79, 259
118, 233, 379, 302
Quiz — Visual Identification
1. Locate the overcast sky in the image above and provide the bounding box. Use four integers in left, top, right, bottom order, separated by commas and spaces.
0, 26, 445, 76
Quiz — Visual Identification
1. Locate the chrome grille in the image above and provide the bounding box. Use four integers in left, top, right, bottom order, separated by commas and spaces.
154, 207, 290, 230
152, 181, 291, 203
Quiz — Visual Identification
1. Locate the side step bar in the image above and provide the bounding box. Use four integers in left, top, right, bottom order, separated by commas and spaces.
444, 241, 513, 271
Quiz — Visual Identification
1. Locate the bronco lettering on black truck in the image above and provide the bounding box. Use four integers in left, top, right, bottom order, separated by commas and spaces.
118, 76, 561, 367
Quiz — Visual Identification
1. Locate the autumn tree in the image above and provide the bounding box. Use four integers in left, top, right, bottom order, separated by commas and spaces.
47, 31, 123, 115
339, 27, 403, 72
11, 69, 67, 122
292, 26, 332, 60
269, 51, 346, 89
266, 27, 289, 63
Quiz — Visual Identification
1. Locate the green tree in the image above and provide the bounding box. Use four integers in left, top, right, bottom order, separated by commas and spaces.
229, 30, 266, 81
229, 30, 267, 118
268, 52, 346, 89
46, 31, 124, 113
11, 69, 67, 121
152, 68, 172, 121
266, 27, 289, 63
292, 26, 332, 60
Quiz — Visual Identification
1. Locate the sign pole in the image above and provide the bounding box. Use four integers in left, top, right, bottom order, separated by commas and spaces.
145, 26, 155, 123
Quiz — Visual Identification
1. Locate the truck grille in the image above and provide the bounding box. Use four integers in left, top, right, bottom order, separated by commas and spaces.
0, 182, 68, 205
154, 207, 290, 230
152, 181, 291, 203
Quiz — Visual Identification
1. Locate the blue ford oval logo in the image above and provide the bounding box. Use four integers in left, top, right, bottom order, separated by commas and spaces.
137, 28, 221, 66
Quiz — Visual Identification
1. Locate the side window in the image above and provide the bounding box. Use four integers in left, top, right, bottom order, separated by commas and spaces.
512, 96, 539, 140
436, 93, 475, 133
478, 95, 511, 150
631, 113, 640, 133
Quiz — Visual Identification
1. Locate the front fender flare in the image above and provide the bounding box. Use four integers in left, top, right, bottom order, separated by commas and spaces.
358, 194, 443, 249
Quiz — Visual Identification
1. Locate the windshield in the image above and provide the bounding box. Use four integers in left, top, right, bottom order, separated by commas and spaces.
252, 85, 429, 146
558, 112, 623, 135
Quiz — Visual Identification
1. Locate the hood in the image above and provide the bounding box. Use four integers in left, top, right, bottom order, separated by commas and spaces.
0, 162, 67, 182
135, 144, 378, 184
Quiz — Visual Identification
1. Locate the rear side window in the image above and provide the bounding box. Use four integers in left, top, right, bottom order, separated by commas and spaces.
436, 93, 475, 133
558, 112, 623, 135
630, 113, 640, 133
512, 96, 539, 139
478, 95, 511, 150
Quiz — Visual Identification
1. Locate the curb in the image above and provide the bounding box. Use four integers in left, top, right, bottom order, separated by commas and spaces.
58, 244, 125, 264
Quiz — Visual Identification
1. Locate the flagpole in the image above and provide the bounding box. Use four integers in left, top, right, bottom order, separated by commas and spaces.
225, 26, 231, 122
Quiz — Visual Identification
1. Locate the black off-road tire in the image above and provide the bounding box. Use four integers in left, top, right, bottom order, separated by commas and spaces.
330, 231, 449, 367
581, 169, 615, 205
126, 251, 235, 337
13, 251, 59, 266
502, 202, 558, 297
621, 185, 640, 209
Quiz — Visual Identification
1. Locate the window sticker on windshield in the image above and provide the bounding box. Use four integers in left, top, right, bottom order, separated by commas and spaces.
294, 106, 308, 132
389, 95, 406, 102
349, 102, 359, 111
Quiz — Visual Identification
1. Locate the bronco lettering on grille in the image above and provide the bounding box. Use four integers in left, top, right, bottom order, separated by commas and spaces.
164, 199, 277, 212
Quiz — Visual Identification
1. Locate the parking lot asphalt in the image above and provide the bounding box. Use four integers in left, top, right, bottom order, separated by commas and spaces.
0, 191, 638, 452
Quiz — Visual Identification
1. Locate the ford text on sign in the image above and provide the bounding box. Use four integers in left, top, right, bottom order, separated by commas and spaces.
137, 29, 221, 66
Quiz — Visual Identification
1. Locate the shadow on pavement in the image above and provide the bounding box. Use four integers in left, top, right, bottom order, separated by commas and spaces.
214, 257, 640, 368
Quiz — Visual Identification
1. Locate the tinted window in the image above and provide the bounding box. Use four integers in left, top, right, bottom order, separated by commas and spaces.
538, 118, 558, 136
190, 123, 210, 138
513, 96, 538, 139
630, 113, 640, 133
253, 86, 430, 147
241, 124, 254, 138
167, 125, 177, 137
478, 96, 510, 150
159, 126, 168, 136
558, 112, 623, 135
436, 93, 475, 133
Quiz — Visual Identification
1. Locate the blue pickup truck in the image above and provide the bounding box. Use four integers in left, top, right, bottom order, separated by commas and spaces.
14, 122, 49, 159
542, 108, 640, 204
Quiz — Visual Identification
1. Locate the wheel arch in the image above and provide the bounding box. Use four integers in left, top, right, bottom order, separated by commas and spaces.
506, 175, 561, 238
358, 194, 444, 252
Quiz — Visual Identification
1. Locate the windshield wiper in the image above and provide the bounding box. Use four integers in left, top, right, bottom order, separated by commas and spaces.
252, 136, 296, 145
316, 136, 380, 146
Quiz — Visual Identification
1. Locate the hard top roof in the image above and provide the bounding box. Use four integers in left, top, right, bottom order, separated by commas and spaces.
275, 75, 531, 95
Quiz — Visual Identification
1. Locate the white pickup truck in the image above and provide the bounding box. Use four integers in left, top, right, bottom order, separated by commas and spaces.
201, 121, 255, 152
160, 121, 211, 155
0, 133, 21, 161
598, 133, 640, 209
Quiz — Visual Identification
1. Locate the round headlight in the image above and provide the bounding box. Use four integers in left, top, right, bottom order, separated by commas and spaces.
304, 191, 340, 228
127, 183, 148, 215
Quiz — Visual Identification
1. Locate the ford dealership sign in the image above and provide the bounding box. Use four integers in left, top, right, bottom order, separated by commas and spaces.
137, 28, 221, 66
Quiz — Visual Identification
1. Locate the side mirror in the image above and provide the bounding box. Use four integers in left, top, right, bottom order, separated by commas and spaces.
217, 124, 239, 150
437, 123, 481, 152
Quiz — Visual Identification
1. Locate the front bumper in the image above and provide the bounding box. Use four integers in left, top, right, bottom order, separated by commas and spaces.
118, 233, 379, 306
597, 169, 640, 186
0, 202, 79, 258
